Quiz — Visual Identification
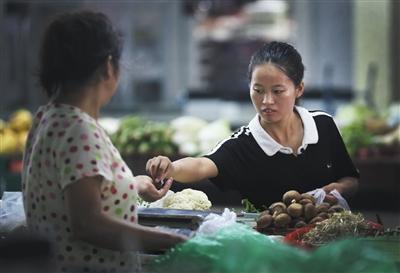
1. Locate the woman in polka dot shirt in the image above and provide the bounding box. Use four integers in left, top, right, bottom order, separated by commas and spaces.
21, 11, 186, 273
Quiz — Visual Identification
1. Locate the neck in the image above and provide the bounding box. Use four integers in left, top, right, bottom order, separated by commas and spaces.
261, 111, 301, 144
53, 86, 102, 119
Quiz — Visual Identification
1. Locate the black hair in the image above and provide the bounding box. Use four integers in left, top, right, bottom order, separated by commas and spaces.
247, 41, 304, 87
38, 10, 123, 98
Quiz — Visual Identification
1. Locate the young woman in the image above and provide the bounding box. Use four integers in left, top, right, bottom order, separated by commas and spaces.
146, 41, 359, 209
22, 11, 186, 273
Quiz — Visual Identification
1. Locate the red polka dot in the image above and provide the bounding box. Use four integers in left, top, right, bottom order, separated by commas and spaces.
117, 174, 123, 180
80, 134, 88, 140
69, 146, 78, 153
130, 216, 135, 222
110, 186, 117, 194
129, 184, 134, 190
76, 163, 83, 169
58, 131, 66, 137
103, 206, 109, 212
111, 162, 119, 169
92, 168, 99, 173
122, 193, 128, 199
83, 145, 90, 151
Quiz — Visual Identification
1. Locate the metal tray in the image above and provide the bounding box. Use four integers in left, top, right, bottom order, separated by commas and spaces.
138, 208, 218, 230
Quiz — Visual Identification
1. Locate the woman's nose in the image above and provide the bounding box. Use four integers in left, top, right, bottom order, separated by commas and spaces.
262, 92, 274, 104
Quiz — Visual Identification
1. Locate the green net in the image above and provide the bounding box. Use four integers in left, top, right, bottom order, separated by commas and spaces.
150, 223, 397, 273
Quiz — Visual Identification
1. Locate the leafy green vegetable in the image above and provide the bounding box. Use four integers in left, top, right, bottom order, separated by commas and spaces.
340, 122, 374, 157
241, 198, 260, 213
111, 115, 178, 156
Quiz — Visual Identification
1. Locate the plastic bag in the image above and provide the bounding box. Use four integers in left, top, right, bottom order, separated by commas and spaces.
149, 223, 397, 273
307, 188, 350, 210
196, 208, 236, 236
0, 191, 26, 233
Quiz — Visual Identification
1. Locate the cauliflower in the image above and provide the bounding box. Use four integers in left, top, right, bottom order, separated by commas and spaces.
163, 189, 212, 210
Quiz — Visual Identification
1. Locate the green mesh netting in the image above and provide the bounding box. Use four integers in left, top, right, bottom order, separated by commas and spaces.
149, 223, 397, 273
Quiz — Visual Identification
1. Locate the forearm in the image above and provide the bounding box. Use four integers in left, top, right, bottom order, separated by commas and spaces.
171, 157, 216, 183
323, 177, 359, 197
73, 211, 184, 252
336, 177, 359, 197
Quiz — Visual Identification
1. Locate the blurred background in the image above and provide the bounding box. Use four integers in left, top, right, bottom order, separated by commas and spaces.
0, 0, 399, 224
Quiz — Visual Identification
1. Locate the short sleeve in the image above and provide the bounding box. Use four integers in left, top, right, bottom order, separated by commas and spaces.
55, 120, 114, 190
204, 140, 242, 191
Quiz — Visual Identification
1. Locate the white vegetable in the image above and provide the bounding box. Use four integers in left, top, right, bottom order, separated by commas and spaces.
163, 189, 212, 210
198, 119, 231, 154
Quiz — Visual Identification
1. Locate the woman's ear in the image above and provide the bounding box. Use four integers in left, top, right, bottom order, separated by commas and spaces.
104, 56, 115, 79
296, 81, 305, 98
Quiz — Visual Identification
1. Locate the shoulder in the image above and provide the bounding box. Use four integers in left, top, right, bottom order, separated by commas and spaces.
205, 125, 253, 155
308, 110, 335, 125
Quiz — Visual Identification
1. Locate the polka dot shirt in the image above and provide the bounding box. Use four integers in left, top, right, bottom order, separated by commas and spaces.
22, 103, 140, 273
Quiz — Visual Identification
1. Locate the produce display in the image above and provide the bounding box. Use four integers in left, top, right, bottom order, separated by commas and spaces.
163, 189, 212, 210
111, 115, 178, 156
139, 189, 212, 211
335, 102, 400, 157
0, 109, 32, 155
255, 190, 345, 232
299, 211, 380, 246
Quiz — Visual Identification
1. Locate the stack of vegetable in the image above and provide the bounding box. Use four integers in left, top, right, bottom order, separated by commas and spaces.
111, 115, 178, 156
0, 109, 32, 155
255, 190, 345, 233
335, 102, 400, 157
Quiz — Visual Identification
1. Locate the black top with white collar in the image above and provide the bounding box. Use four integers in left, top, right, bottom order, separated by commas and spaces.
204, 106, 359, 209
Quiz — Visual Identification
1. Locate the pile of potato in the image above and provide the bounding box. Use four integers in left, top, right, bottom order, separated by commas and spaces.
256, 190, 344, 231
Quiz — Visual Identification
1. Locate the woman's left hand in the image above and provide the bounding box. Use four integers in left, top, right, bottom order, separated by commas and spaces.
135, 175, 173, 202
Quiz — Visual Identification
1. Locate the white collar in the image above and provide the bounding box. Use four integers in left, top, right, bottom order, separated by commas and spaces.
248, 106, 319, 156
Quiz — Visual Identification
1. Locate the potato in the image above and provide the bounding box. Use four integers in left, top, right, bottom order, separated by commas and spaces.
282, 190, 301, 205
274, 213, 291, 227
304, 203, 317, 221
256, 214, 273, 229
287, 203, 303, 218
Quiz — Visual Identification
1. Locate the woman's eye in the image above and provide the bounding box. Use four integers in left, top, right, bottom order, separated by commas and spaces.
253, 88, 262, 93
273, 90, 285, 94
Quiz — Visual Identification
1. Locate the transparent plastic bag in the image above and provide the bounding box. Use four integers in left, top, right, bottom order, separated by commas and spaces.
196, 208, 237, 236
307, 188, 350, 210
0, 191, 26, 233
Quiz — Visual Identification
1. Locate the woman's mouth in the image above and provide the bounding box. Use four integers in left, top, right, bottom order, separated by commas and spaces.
261, 108, 275, 114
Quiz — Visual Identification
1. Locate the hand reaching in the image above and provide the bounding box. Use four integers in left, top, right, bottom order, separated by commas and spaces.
135, 175, 173, 202
146, 156, 174, 183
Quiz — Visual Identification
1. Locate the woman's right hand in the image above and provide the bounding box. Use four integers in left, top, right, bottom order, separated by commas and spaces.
146, 156, 174, 183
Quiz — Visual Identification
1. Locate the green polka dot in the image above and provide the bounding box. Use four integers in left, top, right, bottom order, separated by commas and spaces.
95, 152, 101, 160
114, 208, 123, 215
90, 124, 97, 130
64, 166, 72, 175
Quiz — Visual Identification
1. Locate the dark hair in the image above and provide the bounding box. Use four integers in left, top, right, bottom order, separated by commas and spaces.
247, 41, 304, 87
39, 11, 123, 97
